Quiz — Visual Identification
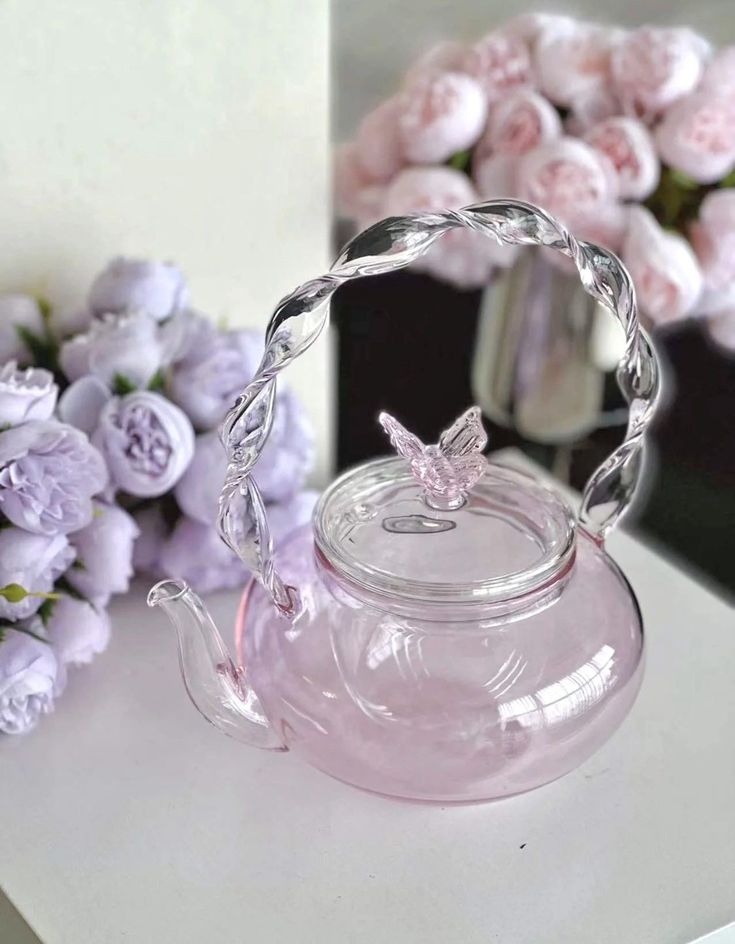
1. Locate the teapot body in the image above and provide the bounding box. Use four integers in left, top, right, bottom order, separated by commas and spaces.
239, 522, 643, 802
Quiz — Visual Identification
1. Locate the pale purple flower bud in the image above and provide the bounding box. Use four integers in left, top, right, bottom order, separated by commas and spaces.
0, 529, 74, 621
66, 502, 139, 604
168, 328, 263, 430
159, 516, 249, 594
132, 505, 168, 575
0, 628, 60, 734
397, 72, 487, 164
89, 258, 188, 322
623, 207, 703, 325
47, 597, 111, 667
59, 311, 164, 388
0, 421, 108, 535
0, 363, 58, 425
690, 189, 735, 298
57, 376, 112, 435
0, 296, 44, 366
93, 391, 194, 498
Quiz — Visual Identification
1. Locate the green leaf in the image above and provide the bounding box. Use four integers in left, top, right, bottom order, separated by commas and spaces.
36, 296, 52, 323
669, 169, 699, 190
37, 597, 57, 626
147, 368, 166, 392
446, 149, 472, 173
112, 373, 138, 395
0, 583, 29, 603
15, 324, 60, 373
720, 169, 735, 188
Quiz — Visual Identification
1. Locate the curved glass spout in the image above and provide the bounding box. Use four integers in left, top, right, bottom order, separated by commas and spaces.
147, 579, 285, 750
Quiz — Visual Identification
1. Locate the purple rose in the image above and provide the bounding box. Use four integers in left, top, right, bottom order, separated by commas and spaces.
66, 502, 139, 605
174, 388, 313, 521
0, 628, 61, 734
47, 597, 111, 667
0, 529, 75, 621
132, 505, 168, 575
59, 312, 164, 388
0, 296, 44, 365
0, 421, 108, 535
93, 391, 194, 497
159, 491, 318, 594
168, 328, 263, 430
58, 376, 112, 435
0, 363, 58, 425
159, 516, 249, 594
89, 257, 189, 322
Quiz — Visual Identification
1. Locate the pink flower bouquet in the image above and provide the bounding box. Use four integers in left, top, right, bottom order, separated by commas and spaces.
0, 259, 315, 734
335, 14, 735, 350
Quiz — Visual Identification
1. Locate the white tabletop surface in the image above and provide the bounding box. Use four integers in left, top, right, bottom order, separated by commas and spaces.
1, 456, 734, 944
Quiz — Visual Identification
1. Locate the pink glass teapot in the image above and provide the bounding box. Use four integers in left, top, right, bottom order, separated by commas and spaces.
149, 200, 660, 802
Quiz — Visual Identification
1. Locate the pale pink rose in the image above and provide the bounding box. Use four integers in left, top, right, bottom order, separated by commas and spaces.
404, 40, 467, 85
333, 143, 386, 223
354, 97, 405, 182
476, 90, 561, 161
566, 86, 621, 135
472, 153, 517, 200
706, 310, 735, 352
397, 72, 487, 163
655, 92, 735, 185
516, 138, 617, 224
700, 46, 735, 95
503, 13, 575, 46
690, 189, 735, 294
382, 167, 510, 288
584, 117, 659, 200
611, 27, 710, 121
543, 203, 629, 275
622, 207, 703, 325
463, 30, 533, 104
534, 22, 620, 108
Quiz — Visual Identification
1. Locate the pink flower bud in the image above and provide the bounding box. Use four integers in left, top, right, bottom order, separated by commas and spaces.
476, 89, 561, 160
383, 167, 509, 288
516, 138, 617, 224
566, 86, 620, 135
397, 72, 487, 163
622, 207, 703, 325
700, 46, 735, 95
354, 97, 405, 182
463, 31, 533, 104
333, 143, 386, 223
472, 153, 517, 200
503, 13, 575, 46
655, 92, 735, 185
706, 310, 735, 352
584, 117, 659, 200
690, 189, 735, 294
611, 27, 710, 121
404, 41, 467, 85
535, 22, 620, 107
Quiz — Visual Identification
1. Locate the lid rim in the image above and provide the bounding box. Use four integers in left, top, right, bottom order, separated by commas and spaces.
314, 457, 577, 608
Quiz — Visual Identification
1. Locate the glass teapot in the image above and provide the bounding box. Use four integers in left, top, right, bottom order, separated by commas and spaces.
148, 200, 660, 802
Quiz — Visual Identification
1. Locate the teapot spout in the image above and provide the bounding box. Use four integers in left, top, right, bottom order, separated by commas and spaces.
147, 579, 285, 750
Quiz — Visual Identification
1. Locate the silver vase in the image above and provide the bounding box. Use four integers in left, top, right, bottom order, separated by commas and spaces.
471, 250, 626, 446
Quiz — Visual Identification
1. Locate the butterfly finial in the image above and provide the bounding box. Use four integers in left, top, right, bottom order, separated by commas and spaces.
378, 407, 488, 509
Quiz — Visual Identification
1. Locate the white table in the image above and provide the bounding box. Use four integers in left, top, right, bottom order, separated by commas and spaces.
2, 456, 734, 944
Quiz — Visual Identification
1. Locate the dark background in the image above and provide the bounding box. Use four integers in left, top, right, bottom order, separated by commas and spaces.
333, 267, 735, 598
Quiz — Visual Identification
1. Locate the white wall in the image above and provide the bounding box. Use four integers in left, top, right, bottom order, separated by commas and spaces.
0, 0, 332, 481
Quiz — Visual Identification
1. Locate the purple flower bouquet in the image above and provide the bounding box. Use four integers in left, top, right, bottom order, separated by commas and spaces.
0, 259, 315, 734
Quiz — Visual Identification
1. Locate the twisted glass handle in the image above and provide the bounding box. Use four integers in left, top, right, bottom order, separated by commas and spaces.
217, 200, 661, 615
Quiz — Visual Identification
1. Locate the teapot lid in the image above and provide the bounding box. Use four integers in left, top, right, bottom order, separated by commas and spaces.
313, 409, 576, 610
